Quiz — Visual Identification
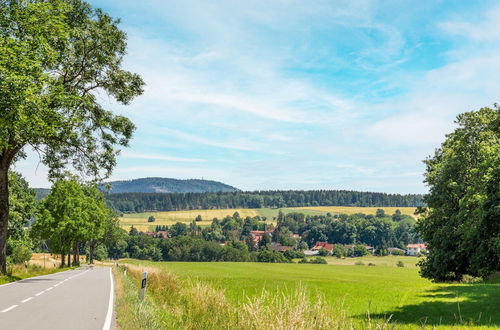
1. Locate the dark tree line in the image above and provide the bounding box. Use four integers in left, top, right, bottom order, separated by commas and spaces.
105, 190, 424, 213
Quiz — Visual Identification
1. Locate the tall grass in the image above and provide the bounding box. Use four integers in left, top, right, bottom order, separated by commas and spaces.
114, 264, 393, 330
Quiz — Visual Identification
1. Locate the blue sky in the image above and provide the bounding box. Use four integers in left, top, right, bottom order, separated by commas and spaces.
16, 0, 500, 193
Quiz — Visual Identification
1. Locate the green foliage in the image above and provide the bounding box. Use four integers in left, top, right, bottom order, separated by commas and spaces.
195, 215, 202, 222
332, 245, 346, 258
6, 172, 36, 262
8, 241, 32, 264
318, 247, 330, 256
147, 215, 156, 223
32, 180, 109, 265
299, 257, 327, 264
0, 0, 143, 272
417, 105, 500, 281
283, 249, 305, 259
255, 249, 290, 263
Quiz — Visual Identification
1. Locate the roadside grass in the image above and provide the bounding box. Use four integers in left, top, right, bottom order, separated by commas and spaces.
0, 264, 74, 285
119, 206, 418, 231
113, 263, 390, 329
122, 260, 500, 329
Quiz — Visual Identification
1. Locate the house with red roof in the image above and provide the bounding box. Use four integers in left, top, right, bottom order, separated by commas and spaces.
311, 241, 335, 252
406, 243, 427, 256
250, 230, 266, 244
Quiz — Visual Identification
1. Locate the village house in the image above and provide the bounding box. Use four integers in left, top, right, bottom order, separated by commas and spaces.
155, 231, 170, 239
270, 243, 293, 252
406, 243, 427, 256
249, 230, 266, 244
311, 241, 335, 253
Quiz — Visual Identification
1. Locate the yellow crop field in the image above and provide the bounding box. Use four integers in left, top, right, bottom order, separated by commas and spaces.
120, 208, 260, 231
295, 206, 417, 218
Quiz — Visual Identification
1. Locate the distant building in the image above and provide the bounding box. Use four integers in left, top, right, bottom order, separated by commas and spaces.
270, 243, 293, 252
311, 241, 335, 252
156, 231, 170, 239
250, 230, 266, 244
406, 243, 427, 256
304, 250, 319, 256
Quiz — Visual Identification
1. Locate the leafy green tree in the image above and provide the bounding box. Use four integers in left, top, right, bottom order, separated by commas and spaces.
0, 0, 143, 273
318, 247, 330, 256
417, 105, 500, 281
195, 215, 202, 222
392, 209, 403, 222
83, 185, 108, 264
332, 245, 346, 258
147, 216, 156, 223
7, 172, 36, 263
375, 209, 385, 218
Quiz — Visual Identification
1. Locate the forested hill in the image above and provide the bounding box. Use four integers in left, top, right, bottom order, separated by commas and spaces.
99, 177, 239, 193
106, 190, 424, 213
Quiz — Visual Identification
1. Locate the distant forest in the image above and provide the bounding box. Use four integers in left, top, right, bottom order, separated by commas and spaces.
105, 190, 424, 213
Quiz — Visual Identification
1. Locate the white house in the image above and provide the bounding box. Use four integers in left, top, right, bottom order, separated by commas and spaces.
406, 243, 427, 256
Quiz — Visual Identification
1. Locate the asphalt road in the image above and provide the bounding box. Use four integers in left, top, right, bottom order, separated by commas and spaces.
0, 267, 114, 330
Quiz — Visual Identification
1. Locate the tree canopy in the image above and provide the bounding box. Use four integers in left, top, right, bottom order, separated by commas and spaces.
417, 105, 500, 281
0, 0, 143, 272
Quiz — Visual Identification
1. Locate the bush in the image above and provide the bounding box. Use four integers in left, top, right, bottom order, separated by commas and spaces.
298, 257, 327, 264
396, 261, 405, 267
147, 215, 156, 223
368, 262, 376, 266
390, 249, 405, 256
332, 245, 346, 258
255, 250, 290, 263
10, 243, 32, 265
284, 249, 305, 259
461, 275, 483, 283
318, 248, 330, 256
309, 257, 328, 264
354, 261, 364, 266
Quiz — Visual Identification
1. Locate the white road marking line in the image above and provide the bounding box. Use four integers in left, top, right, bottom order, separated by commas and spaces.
1, 305, 18, 313
21, 297, 33, 303
45, 287, 53, 291
102, 268, 114, 330
35, 291, 44, 296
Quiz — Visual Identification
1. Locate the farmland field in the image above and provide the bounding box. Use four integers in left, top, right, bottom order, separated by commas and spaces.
119, 206, 417, 231
123, 259, 500, 329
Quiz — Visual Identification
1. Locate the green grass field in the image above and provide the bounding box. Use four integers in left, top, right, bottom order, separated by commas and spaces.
124, 259, 499, 329
119, 206, 417, 231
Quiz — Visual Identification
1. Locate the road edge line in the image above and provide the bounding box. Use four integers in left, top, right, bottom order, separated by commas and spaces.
102, 267, 114, 330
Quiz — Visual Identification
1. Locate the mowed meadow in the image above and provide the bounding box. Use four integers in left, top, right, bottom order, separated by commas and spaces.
119, 258, 499, 329
119, 206, 417, 231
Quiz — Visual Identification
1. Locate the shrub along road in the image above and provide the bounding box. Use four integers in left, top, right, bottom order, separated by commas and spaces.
0, 267, 114, 330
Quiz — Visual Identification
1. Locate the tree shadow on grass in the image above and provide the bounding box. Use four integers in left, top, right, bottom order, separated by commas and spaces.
356, 282, 500, 328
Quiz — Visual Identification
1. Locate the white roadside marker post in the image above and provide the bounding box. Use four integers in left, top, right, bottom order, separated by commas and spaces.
140, 272, 147, 301
124, 265, 127, 277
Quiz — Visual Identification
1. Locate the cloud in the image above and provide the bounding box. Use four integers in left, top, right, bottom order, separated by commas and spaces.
119, 151, 206, 163
439, 5, 500, 42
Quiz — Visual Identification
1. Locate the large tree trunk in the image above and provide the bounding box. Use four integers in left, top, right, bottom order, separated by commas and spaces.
67, 253, 70, 267
89, 241, 95, 264
73, 242, 79, 266
61, 252, 66, 268
0, 165, 9, 274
